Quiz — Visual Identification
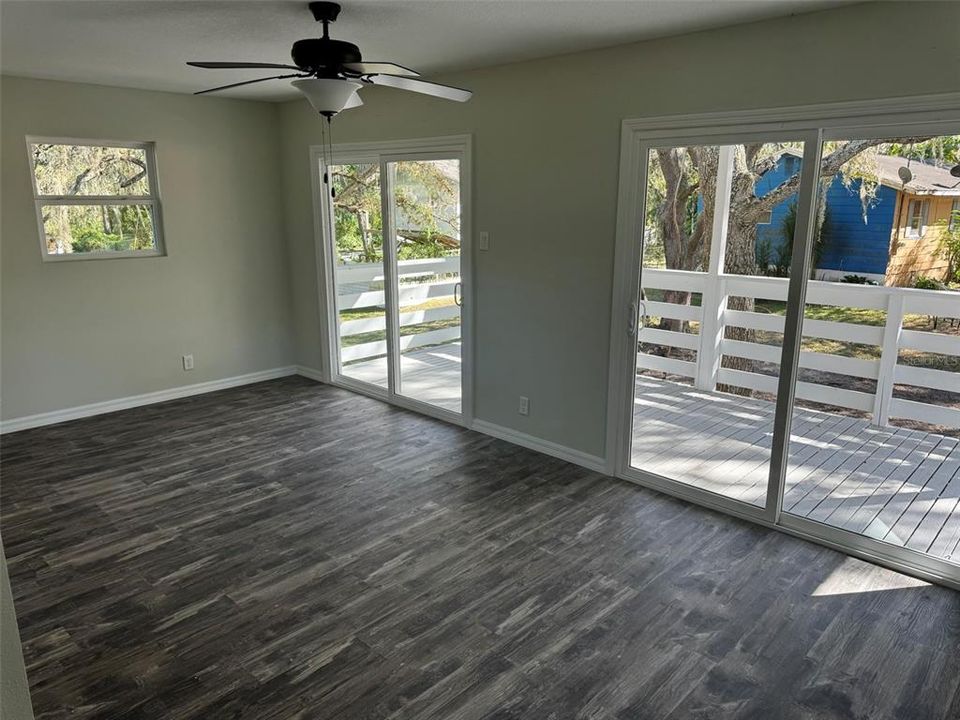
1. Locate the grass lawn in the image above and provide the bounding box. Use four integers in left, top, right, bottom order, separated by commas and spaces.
754, 299, 958, 370
339, 297, 460, 347
641, 289, 958, 371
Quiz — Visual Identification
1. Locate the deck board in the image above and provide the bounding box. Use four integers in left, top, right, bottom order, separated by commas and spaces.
346, 341, 462, 412
632, 375, 960, 563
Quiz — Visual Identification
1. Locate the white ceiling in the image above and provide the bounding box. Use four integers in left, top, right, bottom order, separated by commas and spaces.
1, 0, 846, 101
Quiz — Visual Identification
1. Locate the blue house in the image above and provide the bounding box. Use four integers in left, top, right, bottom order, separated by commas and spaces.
755, 151, 959, 285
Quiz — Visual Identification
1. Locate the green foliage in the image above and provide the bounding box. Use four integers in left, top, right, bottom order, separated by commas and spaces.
841, 274, 871, 284
46, 204, 154, 254
71, 227, 127, 253
756, 201, 828, 277
887, 137, 960, 165
755, 238, 773, 274
935, 209, 960, 284
913, 275, 944, 290
397, 237, 450, 261
332, 160, 460, 265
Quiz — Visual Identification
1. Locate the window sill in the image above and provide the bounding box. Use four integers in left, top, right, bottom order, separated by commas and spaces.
41, 249, 165, 263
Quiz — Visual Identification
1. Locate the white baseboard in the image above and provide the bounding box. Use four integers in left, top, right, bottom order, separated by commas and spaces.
1, 366, 609, 479
471, 419, 608, 474
0, 366, 298, 434
295, 365, 326, 382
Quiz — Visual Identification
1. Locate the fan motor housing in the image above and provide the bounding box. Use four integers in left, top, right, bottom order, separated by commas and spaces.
291, 38, 361, 72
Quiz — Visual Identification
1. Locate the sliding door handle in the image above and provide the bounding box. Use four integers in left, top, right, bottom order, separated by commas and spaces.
454, 281, 463, 307
628, 301, 647, 336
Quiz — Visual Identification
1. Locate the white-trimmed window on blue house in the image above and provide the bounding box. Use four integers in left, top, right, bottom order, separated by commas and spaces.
905, 197, 929, 238
27, 138, 165, 261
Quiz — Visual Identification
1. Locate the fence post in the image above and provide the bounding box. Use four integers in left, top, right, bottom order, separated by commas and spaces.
696, 146, 735, 392
873, 291, 905, 426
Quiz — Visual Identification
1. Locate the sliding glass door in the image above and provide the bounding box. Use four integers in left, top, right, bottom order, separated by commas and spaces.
781, 127, 960, 572
612, 111, 959, 586
627, 136, 811, 514
385, 159, 463, 413
320, 138, 471, 421
330, 160, 389, 389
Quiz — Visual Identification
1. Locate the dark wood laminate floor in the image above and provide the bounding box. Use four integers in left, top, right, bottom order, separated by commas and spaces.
2, 377, 959, 720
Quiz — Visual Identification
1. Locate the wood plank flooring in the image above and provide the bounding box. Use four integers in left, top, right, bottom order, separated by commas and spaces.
2, 377, 959, 720
632, 377, 960, 562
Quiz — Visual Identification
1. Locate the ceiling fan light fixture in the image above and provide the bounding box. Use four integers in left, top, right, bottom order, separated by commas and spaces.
292, 78, 363, 116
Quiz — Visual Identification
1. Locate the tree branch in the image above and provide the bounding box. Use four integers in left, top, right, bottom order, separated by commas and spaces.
751, 136, 933, 215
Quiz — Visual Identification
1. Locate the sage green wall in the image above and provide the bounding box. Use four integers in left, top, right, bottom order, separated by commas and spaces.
1, 543, 34, 720
279, 2, 960, 457
1, 76, 293, 421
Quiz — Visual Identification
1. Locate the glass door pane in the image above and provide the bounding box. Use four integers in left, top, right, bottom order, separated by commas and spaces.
629, 140, 805, 508
329, 162, 389, 388
386, 159, 463, 413
783, 132, 960, 567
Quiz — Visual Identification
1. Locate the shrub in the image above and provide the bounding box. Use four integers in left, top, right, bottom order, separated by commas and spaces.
70, 227, 129, 253
936, 209, 960, 284
755, 238, 773, 275
841, 274, 869, 284
778, 201, 828, 277
914, 275, 945, 291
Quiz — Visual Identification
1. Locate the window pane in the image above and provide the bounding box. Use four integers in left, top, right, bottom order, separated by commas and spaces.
629, 140, 803, 509
31, 143, 151, 196
41, 204, 156, 255
330, 163, 389, 388
390, 159, 463, 413
784, 132, 960, 568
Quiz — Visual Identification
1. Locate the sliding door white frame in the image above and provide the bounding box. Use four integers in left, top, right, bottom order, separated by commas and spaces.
606, 94, 960, 589
310, 134, 474, 427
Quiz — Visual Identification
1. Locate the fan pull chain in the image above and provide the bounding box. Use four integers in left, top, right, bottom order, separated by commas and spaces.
327, 115, 336, 199
318, 116, 337, 199
319, 115, 336, 199
320, 119, 328, 189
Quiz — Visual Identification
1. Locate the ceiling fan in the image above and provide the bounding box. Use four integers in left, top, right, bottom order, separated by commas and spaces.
187, 1, 472, 115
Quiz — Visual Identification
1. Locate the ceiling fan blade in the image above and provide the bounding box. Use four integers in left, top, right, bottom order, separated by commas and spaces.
342, 62, 419, 77
195, 73, 306, 95
187, 61, 303, 70
366, 74, 472, 102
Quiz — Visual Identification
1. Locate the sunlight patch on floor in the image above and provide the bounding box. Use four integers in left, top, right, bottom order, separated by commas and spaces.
811, 558, 929, 596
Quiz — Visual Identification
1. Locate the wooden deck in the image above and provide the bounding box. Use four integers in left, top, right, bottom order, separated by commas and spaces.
345, 341, 462, 413
633, 376, 960, 563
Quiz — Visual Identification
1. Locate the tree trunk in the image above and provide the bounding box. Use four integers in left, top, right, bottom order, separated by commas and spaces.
356, 210, 373, 263
718, 218, 759, 395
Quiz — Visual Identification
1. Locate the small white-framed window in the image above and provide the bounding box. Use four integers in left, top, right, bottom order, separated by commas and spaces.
905, 197, 928, 238
27, 137, 165, 261
950, 198, 959, 231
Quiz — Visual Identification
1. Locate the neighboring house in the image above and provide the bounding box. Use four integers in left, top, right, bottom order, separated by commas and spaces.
757, 151, 960, 286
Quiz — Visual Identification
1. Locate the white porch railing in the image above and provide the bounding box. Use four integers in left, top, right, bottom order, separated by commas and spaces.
638, 267, 960, 429
336, 256, 461, 363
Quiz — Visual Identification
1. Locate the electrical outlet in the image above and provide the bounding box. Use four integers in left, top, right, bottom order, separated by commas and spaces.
479, 231, 490, 251
519, 396, 529, 416
182, 354, 194, 371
